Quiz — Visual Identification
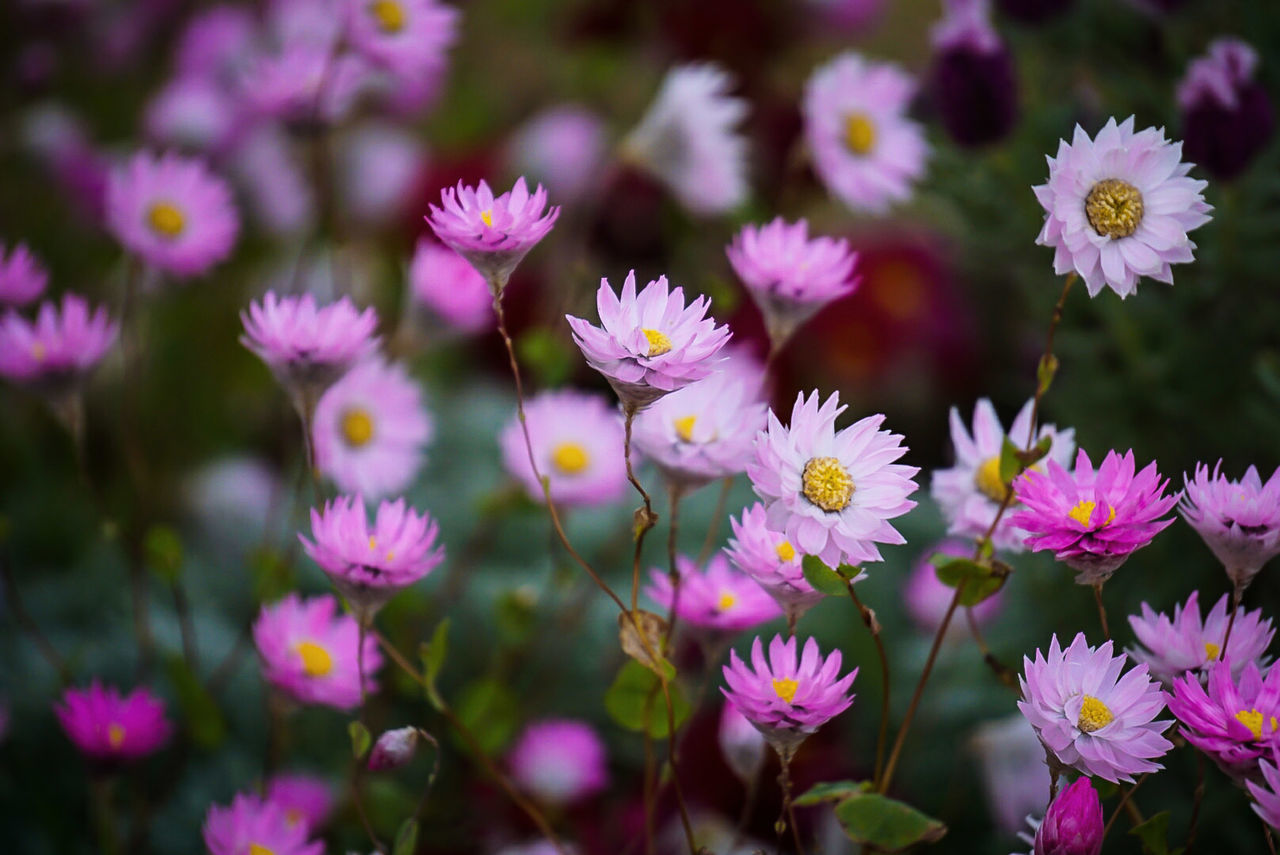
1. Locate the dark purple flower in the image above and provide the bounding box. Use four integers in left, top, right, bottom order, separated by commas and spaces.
1179, 38, 1275, 182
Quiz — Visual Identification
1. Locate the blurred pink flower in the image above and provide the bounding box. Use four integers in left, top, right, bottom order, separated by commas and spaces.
904, 540, 1003, 637
645, 553, 782, 634
54, 682, 171, 762
409, 237, 493, 334
240, 292, 378, 396
203, 792, 323, 855
345, 0, 458, 86
508, 719, 608, 805
264, 773, 335, 834
718, 700, 766, 782
0, 242, 48, 306
254, 593, 381, 710
0, 293, 117, 387
508, 106, 607, 203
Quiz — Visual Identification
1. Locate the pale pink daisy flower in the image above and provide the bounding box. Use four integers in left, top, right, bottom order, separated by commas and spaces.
143, 76, 241, 154
507, 106, 607, 203
645, 553, 783, 634
931, 397, 1076, 553
240, 292, 379, 399
312, 358, 432, 499
174, 6, 258, 82
53, 682, 172, 762
203, 792, 323, 855
1180, 461, 1280, 594
409, 236, 493, 334
747, 390, 918, 568
0, 242, 48, 305
0, 293, 117, 388
1248, 759, 1280, 830
1018, 633, 1174, 783
1033, 116, 1212, 298
264, 773, 334, 833
239, 46, 369, 126
426, 177, 560, 288
565, 270, 732, 410
803, 52, 929, 214
106, 150, 239, 277
719, 700, 767, 782
1128, 591, 1273, 687
229, 125, 314, 237
1169, 659, 1280, 782
507, 719, 608, 806
725, 502, 825, 621
336, 123, 426, 228
345, 0, 458, 86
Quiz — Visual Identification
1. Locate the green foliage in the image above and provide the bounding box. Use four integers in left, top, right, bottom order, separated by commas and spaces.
143, 525, 183, 582
454, 679, 519, 755
604, 660, 690, 739
832, 791, 948, 851
1130, 811, 1184, 855
794, 780, 871, 806
393, 818, 419, 855
349, 721, 372, 760
165, 656, 224, 750
930, 553, 1010, 606
420, 619, 449, 711
801, 554, 851, 596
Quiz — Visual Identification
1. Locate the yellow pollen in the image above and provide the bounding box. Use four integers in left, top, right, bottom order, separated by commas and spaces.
843, 112, 877, 156
973, 456, 1009, 503
369, 0, 405, 32
775, 540, 796, 562
773, 678, 799, 704
368, 536, 377, 550
147, 202, 185, 238
31, 341, 47, 361
642, 328, 672, 357
341, 407, 375, 448
294, 640, 334, 677
1085, 178, 1144, 239
717, 591, 737, 611
802, 456, 854, 512
674, 415, 697, 442
1205, 641, 1221, 661
385, 551, 395, 562
107, 723, 126, 749
284, 809, 304, 827
480, 209, 493, 228
249, 845, 277, 855
1077, 695, 1114, 733
1068, 499, 1116, 528
551, 441, 591, 475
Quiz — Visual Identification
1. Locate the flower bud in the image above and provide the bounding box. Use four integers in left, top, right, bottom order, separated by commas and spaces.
368, 726, 419, 771
1034, 777, 1103, 855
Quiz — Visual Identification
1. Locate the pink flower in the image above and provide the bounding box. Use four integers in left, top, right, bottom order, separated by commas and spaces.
645, 553, 782, 634
726, 502, 825, 619
499, 388, 628, 508
507, 106, 607, 203
409, 237, 493, 334
240, 292, 379, 395
1034, 776, 1103, 855
106, 151, 239, 277
1128, 591, 1273, 686
144, 76, 241, 154
719, 701, 767, 782
1169, 659, 1280, 782
1180, 461, 1280, 593
1010, 449, 1177, 585
253, 593, 381, 710
1033, 116, 1212, 298
747, 390, 918, 568
53, 682, 171, 762
970, 714, 1052, 836
264, 773, 335, 834
239, 46, 368, 126
1018, 633, 1173, 783
426, 177, 559, 288
904, 539, 1003, 637
345, 0, 458, 86
1248, 759, 1280, 831
507, 719, 608, 805
566, 271, 732, 410
0, 293, 117, 387
312, 358, 432, 500
174, 6, 258, 82
203, 792, 323, 855
0, 242, 48, 305
803, 52, 929, 213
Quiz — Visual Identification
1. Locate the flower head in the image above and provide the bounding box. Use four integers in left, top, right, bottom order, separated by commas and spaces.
1248, 759, 1280, 831
565, 271, 732, 410
803, 52, 929, 213
54, 682, 172, 762
0, 293, 117, 388
508, 106, 607, 203
1034, 776, 1103, 855
1180, 461, 1280, 592
203, 792, 324, 855
253, 592, 381, 710
507, 719, 608, 806
1179, 38, 1274, 181
240, 292, 378, 395
345, 0, 458, 86
927, 0, 1018, 147
1170, 659, 1280, 782
264, 773, 334, 834
646, 553, 782, 634
0, 242, 48, 306
426, 177, 559, 287
726, 502, 826, 619
106, 151, 239, 277
1018, 633, 1173, 783
240, 45, 368, 126
1033, 116, 1212, 298
1010, 449, 1177, 585
409, 237, 493, 334
1128, 591, 1274, 687
719, 700, 767, 782
747, 390, 918, 568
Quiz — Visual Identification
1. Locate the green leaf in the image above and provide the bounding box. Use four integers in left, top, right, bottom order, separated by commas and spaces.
249, 546, 294, 603
802, 555, 848, 596
517, 328, 572, 388
1017, 434, 1054, 468
392, 818, 419, 855
1037, 353, 1059, 396
833, 792, 947, 852
494, 586, 538, 644
1129, 811, 1183, 855
604, 660, 690, 739
349, 721, 372, 759
420, 619, 449, 710
455, 678, 519, 755
164, 656, 224, 749
998, 436, 1023, 485
143, 525, 183, 583
931, 555, 1010, 606
794, 780, 870, 806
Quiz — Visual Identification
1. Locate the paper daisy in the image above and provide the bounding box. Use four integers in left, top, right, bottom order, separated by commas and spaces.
1169, 659, 1280, 782
645, 553, 782, 634
0, 242, 48, 306
240, 291, 378, 399
53, 682, 172, 763
1128, 591, 1273, 687
345, 0, 458, 86
1180, 461, 1280, 594
426, 177, 559, 288
507, 719, 608, 806
725, 502, 826, 620
0, 293, 117, 389
203, 793, 323, 855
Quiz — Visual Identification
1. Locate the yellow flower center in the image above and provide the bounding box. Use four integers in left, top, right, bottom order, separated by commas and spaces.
802, 456, 854, 512
284, 809, 305, 827
973, 456, 1008, 503
1085, 178, 1144, 240
369, 0, 405, 33
773, 678, 799, 704
295, 640, 333, 677
249, 845, 277, 855
341, 407, 375, 448
368, 536, 377, 550
1235, 708, 1278, 741
107, 722, 126, 749
551, 441, 591, 475
717, 591, 736, 611
1204, 641, 1221, 661
674, 415, 697, 443
479, 209, 493, 228
1077, 694, 1114, 733
843, 112, 877, 156
31, 341, 46, 361
775, 540, 796, 562
1067, 499, 1116, 528
642, 328, 672, 357
147, 202, 186, 238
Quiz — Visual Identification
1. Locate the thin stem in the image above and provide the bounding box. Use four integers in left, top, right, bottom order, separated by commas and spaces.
663, 486, 684, 646
777, 754, 805, 855
1024, 273, 1076, 439
964, 605, 1018, 691
1186, 752, 1205, 854
351, 619, 384, 854
1093, 583, 1110, 640
172, 580, 200, 671
1, 553, 71, 684
624, 406, 658, 613
1223, 584, 1243, 650
698, 476, 734, 565
657, 675, 699, 855
847, 583, 890, 786
642, 688, 659, 855
1101, 773, 1149, 843
90, 773, 121, 855
1266, 824, 1277, 855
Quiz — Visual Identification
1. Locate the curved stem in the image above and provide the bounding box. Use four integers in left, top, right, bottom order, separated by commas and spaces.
624, 406, 658, 613
964, 605, 1018, 691
1101, 773, 1149, 843
847, 583, 890, 787
1223, 584, 1243, 650
1186, 752, 1205, 853
663, 486, 684, 647
1092, 583, 1110, 640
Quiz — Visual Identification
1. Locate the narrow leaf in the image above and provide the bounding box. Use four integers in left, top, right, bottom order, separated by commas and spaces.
392, 818, 419, 855
349, 720, 372, 759
998, 436, 1023, 484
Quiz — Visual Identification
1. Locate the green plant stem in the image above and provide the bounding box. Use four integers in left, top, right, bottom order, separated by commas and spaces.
778, 754, 805, 855
1093, 583, 1110, 640
847, 583, 891, 787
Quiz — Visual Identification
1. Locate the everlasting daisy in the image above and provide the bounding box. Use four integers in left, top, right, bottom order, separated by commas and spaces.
803, 52, 929, 214
721, 634, 857, 755
1033, 116, 1212, 298
1248, 759, 1280, 830
301, 494, 445, 618
253, 593, 381, 710
646, 553, 782, 634
106, 151, 239, 277
0, 293, 117, 389
507, 719, 608, 806
1010, 448, 1177, 585
927, 0, 1018, 148
508, 106, 607, 203
408, 236, 493, 334
719, 701, 767, 782
622, 63, 749, 216
1179, 38, 1274, 181
1034, 776, 1103, 855
0, 242, 48, 305
312, 358, 432, 499
747, 390, 918, 569
499, 389, 628, 508
726, 502, 826, 621
426, 177, 559, 288
54, 682, 172, 763
726, 217, 859, 347
565, 271, 732, 410
1169, 659, 1280, 782
345, 0, 458, 86
931, 397, 1076, 553
264, 773, 334, 834
1018, 633, 1173, 783
1180, 461, 1280, 595
1128, 591, 1273, 687
203, 793, 324, 855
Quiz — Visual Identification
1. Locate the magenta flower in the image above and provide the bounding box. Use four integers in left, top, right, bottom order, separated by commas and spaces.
565, 271, 732, 410
203, 792, 323, 855
106, 151, 239, 277
239, 46, 368, 126
0, 242, 48, 306
726, 217, 859, 346
426, 177, 559, 288
1248, 759, 1280, 831
646, 553, 782, 634
931, 397, 1076, 553
507, 719, 608, 806
499, 388, 628, 508
301, 494, 445, 618
345, 0, 458, 85
1169, 659, 1280, 782
1034, 776, 1103, 855
253, 592, 381, 710
1033, 116, 1212, 298
0, 293, 117, 388
726, 502, 826, 620
240, 292, 379, 396
508, 106, 607, 203
1179, 38, 1274, 182
719, 700, 767, 782
721, 634, 857, 754
1010, 449, 1177, 585
312, 358, 432, 500
904, 539, 1003, 637
747, 390, 918, 568
1018, 633, 1173, 783
264, 773, 334, 834
1180, 461, 1280, 593
1128, 591, 1274, 687
409, 237, 493, 334
54, 682, 171, 763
